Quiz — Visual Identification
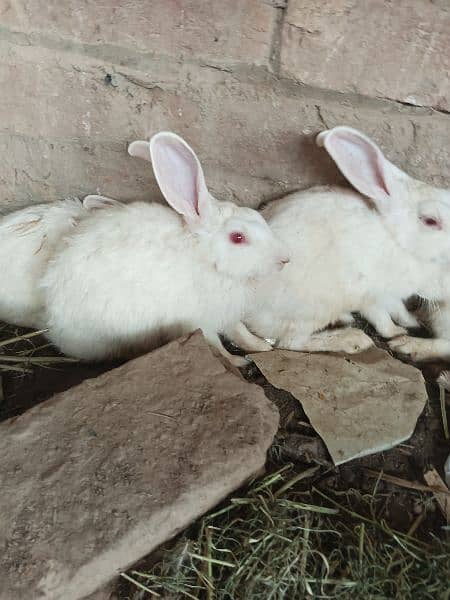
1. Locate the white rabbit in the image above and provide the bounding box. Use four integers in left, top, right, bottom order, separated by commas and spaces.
318, 127, 450, 361
388, 300, 450, 361
228, 126, 450, 354
41, 132, 289, 366
0, 196, 116, 329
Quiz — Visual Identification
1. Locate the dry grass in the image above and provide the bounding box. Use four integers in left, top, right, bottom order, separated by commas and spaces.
1, 322, 448, 598
122, 462, 450, 600
0, 323, 77, 373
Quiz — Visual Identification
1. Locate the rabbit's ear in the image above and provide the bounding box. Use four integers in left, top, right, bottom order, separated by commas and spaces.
83, 195, 121, 210
128, 140, 151, 162
149, 132, 211, 227
320, 126, 404, 210
315, 129, 329, 147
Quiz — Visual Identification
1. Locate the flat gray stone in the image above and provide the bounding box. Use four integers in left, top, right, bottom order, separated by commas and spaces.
251, 346, 427, 465
0, 331, 278, 600
83, 582, 116, 600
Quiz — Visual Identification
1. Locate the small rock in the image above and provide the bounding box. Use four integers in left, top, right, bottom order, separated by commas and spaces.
445, 454, 450, 488
0, 331, 278, 600
412, 499, 423, 516
251, 346, 427, 465
279, 432, 329, 465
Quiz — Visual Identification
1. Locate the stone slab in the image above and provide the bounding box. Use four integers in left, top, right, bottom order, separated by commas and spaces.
251, 346, 427, 465
281, 0, 450, 111
83, 582, 116, 600
0, 331, 279, 600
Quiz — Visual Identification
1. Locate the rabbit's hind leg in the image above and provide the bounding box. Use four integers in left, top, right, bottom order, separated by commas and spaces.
227, 321, 274, 353
361, 303, 407, 339
389, 336, 450, 361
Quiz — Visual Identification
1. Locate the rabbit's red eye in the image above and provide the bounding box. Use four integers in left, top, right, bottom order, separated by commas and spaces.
420, 215, 442, 230
229, 231, 247, 245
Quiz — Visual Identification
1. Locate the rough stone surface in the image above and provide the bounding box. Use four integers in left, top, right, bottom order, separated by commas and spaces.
1, 37, 450, 212
1, 2, 450, 212
281, 0, 450, 111
83, 582, 116, 600
0, 38, 339, 210
1, 0, 276, 66
251, 347, 427, 465
0, 331, 279, 600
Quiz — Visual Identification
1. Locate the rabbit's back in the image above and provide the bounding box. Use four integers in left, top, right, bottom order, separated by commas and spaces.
266, 186, 423, 293
43, 201, 248, 359
248, 186, 422, 341
264, 187, 386, 299
0, 198, 86, 327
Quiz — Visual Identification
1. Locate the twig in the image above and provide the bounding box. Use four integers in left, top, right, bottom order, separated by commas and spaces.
205, 526, 214, 600
364, 469, 450, 497
0, 355, 78, 364
120, 572, 161, 597
274, 466, 320, 498
438, 381, 449, 440
0, 329, 48, 347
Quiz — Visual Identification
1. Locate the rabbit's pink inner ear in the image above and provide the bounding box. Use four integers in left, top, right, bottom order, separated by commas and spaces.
150, 133, 209, 223
325, 129, 391, 204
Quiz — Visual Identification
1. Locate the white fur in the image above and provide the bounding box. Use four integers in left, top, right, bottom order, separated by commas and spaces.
82, 194, 123, 210
42, 132, 288, 365
231, 127, 450, 353
388, 299, 450, 361
0, 197, 103, 328
128, 140, 151, 162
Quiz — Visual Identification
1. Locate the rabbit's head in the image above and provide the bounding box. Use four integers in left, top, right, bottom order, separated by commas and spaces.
129, 132, 290, 280
318, 126, 450, 264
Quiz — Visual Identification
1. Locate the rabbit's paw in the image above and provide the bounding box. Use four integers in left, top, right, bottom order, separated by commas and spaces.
300, 328, 374, 354
388, 335, 436, 361
229, 354, 252, 368
226, 322, 274, 353
336, 328, 374, 353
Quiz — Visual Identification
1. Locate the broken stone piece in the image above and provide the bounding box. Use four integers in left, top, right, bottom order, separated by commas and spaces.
445, 454, 450, 488
424, 467, 450, 523
250, 346, 427, 465
0, 331, 279, 600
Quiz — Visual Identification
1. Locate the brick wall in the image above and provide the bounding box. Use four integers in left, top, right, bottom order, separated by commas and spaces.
1, 0, 449, 211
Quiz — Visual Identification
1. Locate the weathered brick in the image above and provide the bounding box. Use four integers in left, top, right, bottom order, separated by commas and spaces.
0, 331, 279, 600
0, 133, 157, 212
280, 0, 450, 111
0, 39, 340, 209
1, 0, 276, 67
1, 38, 450, 212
